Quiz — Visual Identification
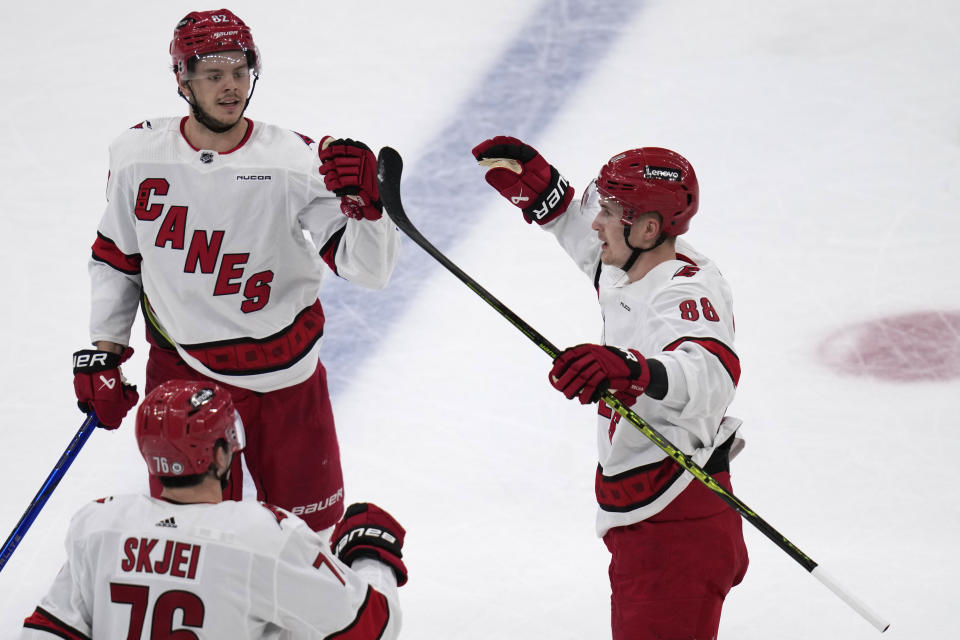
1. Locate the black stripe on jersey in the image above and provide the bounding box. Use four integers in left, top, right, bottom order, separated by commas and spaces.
178, 300, 325, 376
596, 459, 685, 513
22, 606, 91, 640
664, 336, 740, 386
325, 585, 390, 640
592, 260, 602, 294
140, 295, 177, 350
319, 226, 347, 276
91, 232, 142, 275
596, 439, 732, 513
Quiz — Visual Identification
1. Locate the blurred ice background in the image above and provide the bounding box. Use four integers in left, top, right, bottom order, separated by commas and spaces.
1, 1, 958, 637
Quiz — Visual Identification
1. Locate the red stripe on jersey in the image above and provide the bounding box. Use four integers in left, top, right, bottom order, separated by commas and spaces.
665, 336, 740, 386
180, 299, 325, 376
596, 458, 686, 512
23, 607, 91, 640
328, 586, 390, 640
319, 227, 346, 275
91, 233, 142, 275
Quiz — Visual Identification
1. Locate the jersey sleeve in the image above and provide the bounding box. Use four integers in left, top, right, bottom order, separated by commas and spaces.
270, 520, 401, 639
21, 515, 94, 639
88, 149, 143, 346
298, 157, 400, 290
542, 197, 604, 282
642, 277, 739, 421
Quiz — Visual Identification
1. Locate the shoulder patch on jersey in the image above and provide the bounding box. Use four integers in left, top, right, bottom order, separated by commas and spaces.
672, 265, 701, 279
291, 130, 315, 147
130, 120, 153, 130
94, 496, 115, 504
259, 502, 289, 527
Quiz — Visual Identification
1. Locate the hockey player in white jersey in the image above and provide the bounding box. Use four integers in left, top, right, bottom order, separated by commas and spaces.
70, 9, 401, 533
473, 137, 748, 640
23, 380, 406, 639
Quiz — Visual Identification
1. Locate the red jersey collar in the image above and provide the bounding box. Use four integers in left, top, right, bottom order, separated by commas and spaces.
179, 116, 254, 154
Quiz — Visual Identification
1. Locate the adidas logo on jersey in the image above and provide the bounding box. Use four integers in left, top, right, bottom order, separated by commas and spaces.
155, 517, 178, 528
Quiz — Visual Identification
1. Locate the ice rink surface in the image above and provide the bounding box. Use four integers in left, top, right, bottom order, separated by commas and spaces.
1, 1, 958, 637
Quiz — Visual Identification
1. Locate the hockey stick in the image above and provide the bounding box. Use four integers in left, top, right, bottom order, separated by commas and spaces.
376, 146, 890, 632
0, 412, 99, 573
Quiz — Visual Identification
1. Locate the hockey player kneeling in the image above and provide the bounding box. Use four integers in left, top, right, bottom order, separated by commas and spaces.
21, 380, 406, 639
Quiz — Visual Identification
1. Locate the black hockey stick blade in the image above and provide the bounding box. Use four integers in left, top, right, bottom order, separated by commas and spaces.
377, 146, 561, 359
377, 147, 411, 229
374, 145, 889, 632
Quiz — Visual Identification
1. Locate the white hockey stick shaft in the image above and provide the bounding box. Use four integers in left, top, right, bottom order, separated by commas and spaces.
812, 566, 890, 632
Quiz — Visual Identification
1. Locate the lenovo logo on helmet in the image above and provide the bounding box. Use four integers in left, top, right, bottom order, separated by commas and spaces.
644, 165, 681, 181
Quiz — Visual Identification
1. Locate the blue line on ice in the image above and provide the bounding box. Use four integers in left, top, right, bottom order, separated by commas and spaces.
321, 0, 643, 393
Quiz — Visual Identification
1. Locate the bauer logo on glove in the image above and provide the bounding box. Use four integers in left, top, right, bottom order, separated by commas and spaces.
472, 135, 574, 225
72, 348, 139, 429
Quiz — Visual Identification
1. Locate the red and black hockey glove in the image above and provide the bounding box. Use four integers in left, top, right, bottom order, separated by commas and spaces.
72, 348, 139, 429
472, 135, 574, 225
331, 502, 408, 586
318, 137, 383, 221
549, 344, 651, 406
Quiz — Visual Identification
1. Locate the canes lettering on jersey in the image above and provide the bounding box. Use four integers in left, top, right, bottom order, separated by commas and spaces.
131, 177, 274, 314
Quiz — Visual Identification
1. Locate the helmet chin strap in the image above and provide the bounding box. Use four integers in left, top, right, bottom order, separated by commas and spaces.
179, 74, 259, 135
620, 222, 667, 272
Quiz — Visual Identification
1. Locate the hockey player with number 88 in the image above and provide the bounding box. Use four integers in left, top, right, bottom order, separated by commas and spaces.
70, 9, 400, 535
473, 137, 749, 640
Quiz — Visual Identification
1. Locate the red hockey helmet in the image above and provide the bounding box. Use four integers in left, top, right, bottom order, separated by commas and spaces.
596, 147, 699, 236
169, 9, 260, 77
136, 380, 245, 477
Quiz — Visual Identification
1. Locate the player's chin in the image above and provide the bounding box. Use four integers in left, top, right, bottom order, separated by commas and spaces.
210, 110, 245, 129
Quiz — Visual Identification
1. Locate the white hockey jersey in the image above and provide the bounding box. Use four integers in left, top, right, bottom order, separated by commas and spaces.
545, 202, 741, 537
21, 495, 401, 639
89, 117, 400, 392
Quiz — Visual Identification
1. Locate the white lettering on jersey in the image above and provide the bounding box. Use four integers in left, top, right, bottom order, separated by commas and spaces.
120, 537, 202, 580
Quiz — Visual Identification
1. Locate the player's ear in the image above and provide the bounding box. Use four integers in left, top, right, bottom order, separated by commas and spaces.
177, 76, 193, 102
643, 213, 663, 239
627, 213, 662, 248
213, 441, 231, 473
